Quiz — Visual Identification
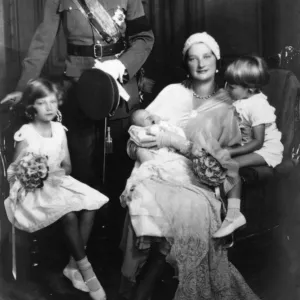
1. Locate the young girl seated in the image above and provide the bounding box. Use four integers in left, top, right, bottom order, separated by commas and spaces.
4, 78, 108, 300
213, 55, 284, 238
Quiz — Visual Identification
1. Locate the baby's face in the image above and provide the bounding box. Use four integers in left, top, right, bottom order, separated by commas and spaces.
135, 110, 157, 127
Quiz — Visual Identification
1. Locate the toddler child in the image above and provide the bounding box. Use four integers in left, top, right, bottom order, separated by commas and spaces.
213, 55, 284, 238
225, 55, 283, 168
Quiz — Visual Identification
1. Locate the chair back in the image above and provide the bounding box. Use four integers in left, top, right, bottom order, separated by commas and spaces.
262, 69, 300, 157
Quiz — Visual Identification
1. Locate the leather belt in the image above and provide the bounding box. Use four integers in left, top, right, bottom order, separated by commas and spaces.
67, 41, 126, 58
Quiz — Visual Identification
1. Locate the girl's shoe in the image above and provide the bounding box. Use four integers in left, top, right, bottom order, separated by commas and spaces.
63, 266, 90, 292
85, 276, 106, 300
213, 213, 246, 238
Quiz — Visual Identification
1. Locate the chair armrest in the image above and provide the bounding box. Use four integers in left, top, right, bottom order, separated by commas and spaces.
239, 158, 295, 185
274, 158, 296, 176
239, 166, 274, 184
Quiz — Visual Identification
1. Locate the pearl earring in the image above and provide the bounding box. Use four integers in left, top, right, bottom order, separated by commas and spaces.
216, 69, 219, 73
56, 110, 62, 122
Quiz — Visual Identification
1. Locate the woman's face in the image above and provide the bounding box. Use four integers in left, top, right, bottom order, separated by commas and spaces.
33, 93, 58, 122
186, 43, 217, 82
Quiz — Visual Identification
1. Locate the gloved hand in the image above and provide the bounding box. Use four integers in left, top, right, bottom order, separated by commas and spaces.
147, 130, 191, 153
94, 59, 127, 83
0, 91, 23, 105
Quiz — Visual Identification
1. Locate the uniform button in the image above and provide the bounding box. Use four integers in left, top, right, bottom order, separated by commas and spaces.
68, 6, 72, 10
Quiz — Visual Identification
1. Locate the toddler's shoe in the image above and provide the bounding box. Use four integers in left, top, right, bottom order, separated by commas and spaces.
213, 213, 246, 238
63, 266, 89, 292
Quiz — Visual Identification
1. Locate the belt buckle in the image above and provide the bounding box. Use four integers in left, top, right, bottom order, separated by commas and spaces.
93, 43, 103, 58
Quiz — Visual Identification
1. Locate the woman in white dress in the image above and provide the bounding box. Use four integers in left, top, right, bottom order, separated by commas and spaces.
119, 33, 260, 300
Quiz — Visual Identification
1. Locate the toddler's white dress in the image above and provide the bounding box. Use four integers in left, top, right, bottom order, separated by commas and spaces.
4, 121, 109, 232
233, 92, 284, 167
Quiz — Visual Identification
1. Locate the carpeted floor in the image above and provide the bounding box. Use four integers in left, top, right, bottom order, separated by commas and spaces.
0, 226, 298, 300
2, 165, 300, 300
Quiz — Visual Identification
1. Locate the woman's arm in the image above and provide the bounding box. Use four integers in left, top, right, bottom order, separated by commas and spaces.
127, 138, 157, 160
136, 148, 156, 164
227, 124, 265, 158
61, 130, 72, 175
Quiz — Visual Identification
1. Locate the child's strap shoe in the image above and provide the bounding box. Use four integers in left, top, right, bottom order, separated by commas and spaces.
213, 213, 246, 238
63, 266, 89, 292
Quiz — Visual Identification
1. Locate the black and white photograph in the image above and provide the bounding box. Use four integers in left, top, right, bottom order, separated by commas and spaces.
0, 1, 300, 299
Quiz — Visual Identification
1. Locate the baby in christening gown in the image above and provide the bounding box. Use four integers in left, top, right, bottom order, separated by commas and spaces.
129, 109, 187, 164
124, 109, 203, 238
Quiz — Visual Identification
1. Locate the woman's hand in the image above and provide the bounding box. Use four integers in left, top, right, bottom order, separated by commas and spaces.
0, 91, 23, 105
224, 146, 234, 156
146, 130, 191, 153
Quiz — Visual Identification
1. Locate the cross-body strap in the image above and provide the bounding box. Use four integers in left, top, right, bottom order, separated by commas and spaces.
72, 0, 120, 43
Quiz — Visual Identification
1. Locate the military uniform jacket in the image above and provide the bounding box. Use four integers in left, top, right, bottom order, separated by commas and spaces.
16, 0, 154, 119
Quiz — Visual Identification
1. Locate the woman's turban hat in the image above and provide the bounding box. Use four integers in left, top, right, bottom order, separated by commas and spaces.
182, 32, 220, 60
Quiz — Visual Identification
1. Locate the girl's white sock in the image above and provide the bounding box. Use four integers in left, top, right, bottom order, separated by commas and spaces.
68, 256, 77, 269
77, 256, 106, 300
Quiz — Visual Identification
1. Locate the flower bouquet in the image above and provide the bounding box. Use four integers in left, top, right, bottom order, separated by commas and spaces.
13, 152, 49, 193
192, 148, 227, 187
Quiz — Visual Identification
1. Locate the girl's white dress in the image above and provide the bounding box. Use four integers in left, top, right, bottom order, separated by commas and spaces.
4, 121, 109, 233
233, 92, 284, 167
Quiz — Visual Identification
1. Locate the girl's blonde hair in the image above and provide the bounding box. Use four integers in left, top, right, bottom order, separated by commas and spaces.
225, 55, 270, 92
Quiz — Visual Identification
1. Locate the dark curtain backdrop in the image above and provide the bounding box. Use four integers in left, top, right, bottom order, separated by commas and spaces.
142, 0, 263, 91
143, 0, 206, 67
3, 0, 299, 98
1, 0, 300, 268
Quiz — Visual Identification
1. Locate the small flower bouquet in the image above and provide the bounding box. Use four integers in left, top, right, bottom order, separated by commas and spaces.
13, 152, 49, 193
192, 149, 227, 187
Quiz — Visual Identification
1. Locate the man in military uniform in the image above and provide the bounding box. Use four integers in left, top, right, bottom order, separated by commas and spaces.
3, 0, 154, 182
1, 0, 154, 293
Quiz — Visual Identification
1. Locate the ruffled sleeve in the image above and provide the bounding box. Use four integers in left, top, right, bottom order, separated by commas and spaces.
247, 94, 276, 127
14, 124, 31, 142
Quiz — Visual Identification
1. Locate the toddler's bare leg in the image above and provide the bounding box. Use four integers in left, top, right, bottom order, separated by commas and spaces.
234, 153, 267, 168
